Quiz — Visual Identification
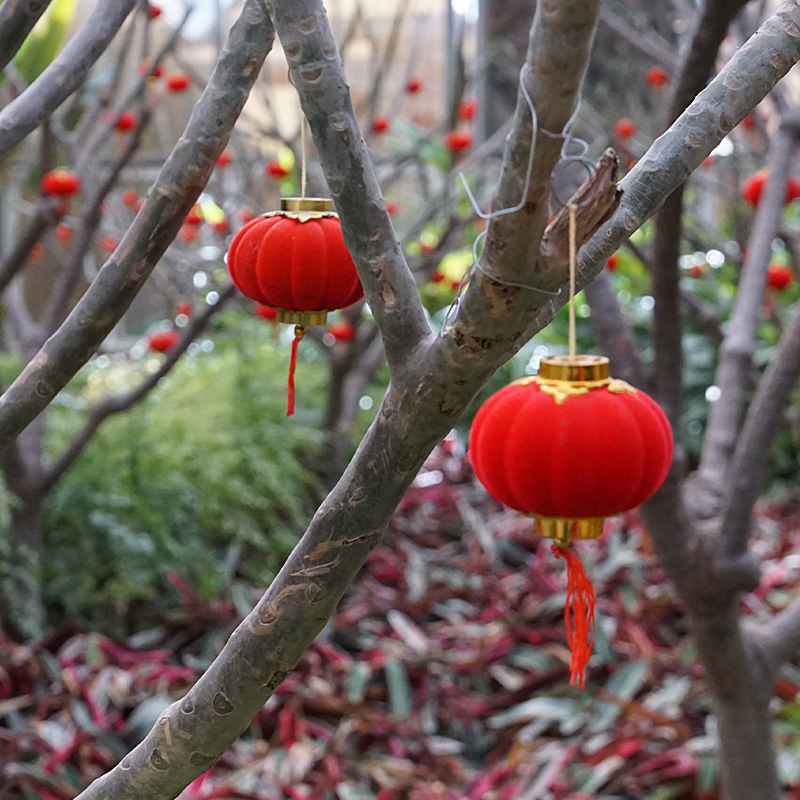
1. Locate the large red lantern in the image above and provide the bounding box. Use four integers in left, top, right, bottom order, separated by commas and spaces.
469, 354, 673, 687
227, 197, 363, 415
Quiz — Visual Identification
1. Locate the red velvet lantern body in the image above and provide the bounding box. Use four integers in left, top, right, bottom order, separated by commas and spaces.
469, 355, 672, 687
227, 197, 363, 414
227, 198, 363, 326
469, 355, 672, 546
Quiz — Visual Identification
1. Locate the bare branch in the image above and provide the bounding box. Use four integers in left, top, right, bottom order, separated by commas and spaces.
0, 0, 54, 75
0, 0, 138, 159
598, 5, 678, 72
269, 0, 431, 377
0, 0, 275, 452
756, 594, 800, 673
696, 123, 795, 512
0, 198, 62, 295
41, 285, 235, 492
721, 296, 800, 556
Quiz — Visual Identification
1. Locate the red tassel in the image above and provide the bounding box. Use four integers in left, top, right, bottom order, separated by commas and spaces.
552, 543, 596, 688
287, 324, 305, 417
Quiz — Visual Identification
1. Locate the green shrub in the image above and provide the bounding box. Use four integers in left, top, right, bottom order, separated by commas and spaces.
40, 318, 326, 635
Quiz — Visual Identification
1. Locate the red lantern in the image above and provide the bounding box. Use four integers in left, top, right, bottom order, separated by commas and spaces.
121, 189, 139, 208
216, 151, 232, 168
41, 169, 80, 197
742, 170, 800, 207
114, 111, 137, 132
371, 116, 390, 134
445, 131, 473, 155
613, 118, 637, 140
406, 77, 423, 94
185, 205, 203, 226
266, 161, 289, 180
767, 264, 794, 291
165, 72, 191, 93
644, 66, 669, 89
147, 330, 179, 353
227, 197, 363, 415
469, 355, 672, 686
457, 99, 477, 121
605, 253, 619, 271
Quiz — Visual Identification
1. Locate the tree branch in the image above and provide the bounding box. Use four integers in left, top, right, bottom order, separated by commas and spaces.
0, 0, 137, 159
0, 0, 54, 75
269, 0, 430, 377
756, 594, 800, 674
721, 291, 800, 557
696, 121, 796, 513
40, 285, 235, 493
0, 0, 275, 452
598, 5, 678, 72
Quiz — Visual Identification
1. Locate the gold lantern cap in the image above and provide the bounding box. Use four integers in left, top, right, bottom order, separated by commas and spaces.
274, 309, 329, 326
538, 354, 609, 382
531, 515, 606, 548
280, 197, 333, 213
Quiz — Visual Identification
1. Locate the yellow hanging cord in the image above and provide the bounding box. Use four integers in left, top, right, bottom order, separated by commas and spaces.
568, 203, 577, 358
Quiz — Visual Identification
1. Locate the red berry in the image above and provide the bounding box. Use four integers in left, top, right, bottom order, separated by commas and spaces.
147, 4, 161, 18
55, 224, 72, 244
767, 264, 794, 291
444, 131, 472, 154
406, 77, 423, 94
613, 118, 637, 140
147, 330, 179, 353
165, 72, 191, 93
30, 243, 45, 261
606, 253, 619, 271
430, 270, 445, 283
41, 169, 80, 197
644, 66, 669, 88
216, 151, 232, 168
386, 200, 399, 216
213, 219, 230, 236
114, 111, 137, 132
265, 161, 289, 179
371, 115, 390, 134
457, 99, 477, 121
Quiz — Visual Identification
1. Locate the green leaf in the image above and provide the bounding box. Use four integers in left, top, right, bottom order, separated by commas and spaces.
13, 0, 77, 84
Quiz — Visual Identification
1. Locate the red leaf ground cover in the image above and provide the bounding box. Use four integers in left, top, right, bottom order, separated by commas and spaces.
3, 436, 800, 799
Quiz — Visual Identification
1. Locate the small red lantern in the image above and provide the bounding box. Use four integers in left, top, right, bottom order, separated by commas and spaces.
175, 302, 192, 318
55, 224, 72, 246
445, 131, 473, 155
148, 4, 161, 19
100, 235, 119, 254
371, 116, 390, 134
266, 161, 289, 180
742, 170, 800, 207
327, 322, 356, 343
644, 66, 669, 89
216, 151, 232, 168
457, 99, 477, 122
114, 111, 137, 132
767, 264, 794, 291
147, 330, 179, 353
165, 72, 191, 93
121, 189, 139, 208
469, 355, 672, 687
605, 253, 619, 271
613, 118, 637, 140
406, 77, 423, 94
41, 169, 80, 198
227, 197, 363, 415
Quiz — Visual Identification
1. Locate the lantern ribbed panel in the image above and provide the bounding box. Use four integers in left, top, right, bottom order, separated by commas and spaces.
227, 215, 363, 311
468, 381, 673, 519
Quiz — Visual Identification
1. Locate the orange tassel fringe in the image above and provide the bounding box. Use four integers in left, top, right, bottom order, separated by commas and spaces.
287, 324, 305, 417
552, 544, 596, 688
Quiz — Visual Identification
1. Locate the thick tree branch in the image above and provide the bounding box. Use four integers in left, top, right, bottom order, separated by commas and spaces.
0, 0, 275, 452
721, 299, 800, 557
269, 0, 430, 377
696, 123, 795, 513
0, 0, 54, 75
0, 0, 137, 159
651, 0, 749, 432
40, 286, 235, 493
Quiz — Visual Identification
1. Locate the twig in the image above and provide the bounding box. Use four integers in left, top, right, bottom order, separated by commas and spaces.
598, 5, 678, 72
269, 0, 431, 376
0, 0, 138, 159
41, 285, 235, 492
756, 594, 800, 674
0, 0, 54, 74
696, 121, 795, 511
0, 0, 275, 452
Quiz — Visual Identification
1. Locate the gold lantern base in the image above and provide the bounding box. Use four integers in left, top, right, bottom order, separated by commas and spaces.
274, 309, 329, 326
531, 515, 606, 548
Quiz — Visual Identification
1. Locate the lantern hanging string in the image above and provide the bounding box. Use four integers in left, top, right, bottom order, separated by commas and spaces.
568, 203, 577, 358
